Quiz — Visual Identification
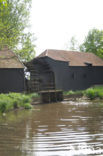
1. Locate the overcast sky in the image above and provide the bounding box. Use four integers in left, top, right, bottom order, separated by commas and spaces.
30, 0, 103, 56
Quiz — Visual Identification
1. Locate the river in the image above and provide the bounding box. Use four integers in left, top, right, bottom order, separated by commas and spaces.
0, 98, 103, 156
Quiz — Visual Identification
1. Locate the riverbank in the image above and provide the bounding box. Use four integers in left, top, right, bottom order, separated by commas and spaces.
64, 85, 103, 100
0, 86, 103, 113
0, 93, 39, 113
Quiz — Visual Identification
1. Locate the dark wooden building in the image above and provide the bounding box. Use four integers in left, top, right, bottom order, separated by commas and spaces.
0, 46, 25, 93
26, 49, 103, 92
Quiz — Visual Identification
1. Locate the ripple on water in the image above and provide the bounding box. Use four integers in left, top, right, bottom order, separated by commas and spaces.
0, 100, 103, 156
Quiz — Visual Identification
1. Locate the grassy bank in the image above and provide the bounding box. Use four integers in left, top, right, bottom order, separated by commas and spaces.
64, 90, 84, 96
0, 93, 39, 113
1, 86, 103, 113
64, 86, 103, 100
84, 86, 103, 100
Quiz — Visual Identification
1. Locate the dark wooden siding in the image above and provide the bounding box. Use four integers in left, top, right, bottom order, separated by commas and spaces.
0, 69, 25, 93
45, 57, 103, 91
26, 57, 103, 92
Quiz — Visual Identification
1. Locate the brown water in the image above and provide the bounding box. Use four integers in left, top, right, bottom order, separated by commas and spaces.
0, 99, 103, 156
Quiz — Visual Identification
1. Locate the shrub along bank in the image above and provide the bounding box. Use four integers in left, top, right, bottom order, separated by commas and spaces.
0, 93, 39, 113
0, 86, 103, 113
64, 86, 103, 100
84, 86, 103, 100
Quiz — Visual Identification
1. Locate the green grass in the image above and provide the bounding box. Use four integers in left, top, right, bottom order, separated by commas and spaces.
0, 93, 36, 113
64, 86, 103, 100
63, 90, 84, 96
84, 86, 103, 100
0, 86, 103, 113
28, 93, 40, 98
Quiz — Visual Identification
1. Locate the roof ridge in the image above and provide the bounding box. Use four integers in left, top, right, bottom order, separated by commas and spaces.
39, 49, 95, 55
36, 49, 103, 66
0, 47, 24, 68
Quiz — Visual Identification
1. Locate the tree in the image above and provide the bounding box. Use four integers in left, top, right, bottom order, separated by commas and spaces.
80, 28, 103, 59
0, 0, 7, 8
0, 0, 36, 61
65, 36, 79, 51
14, 33, 36, 61
69, 36, 79, 51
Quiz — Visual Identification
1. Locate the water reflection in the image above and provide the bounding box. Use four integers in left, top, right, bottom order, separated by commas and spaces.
0, 99, 103, 156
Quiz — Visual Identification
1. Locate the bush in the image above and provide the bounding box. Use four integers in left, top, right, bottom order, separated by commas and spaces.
64, 86, 103, 100
85, 88, 97, 99
64, 90, 74, 95
29, 93, 39, 98
0, 93, 33, 113
84, 86, 103, 100
98, 92, 103, 99
0, 97, 14, 113
0, 100, 7, 113
24, 103, 32, 109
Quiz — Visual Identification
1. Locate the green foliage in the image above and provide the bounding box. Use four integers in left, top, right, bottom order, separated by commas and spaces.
0, 0, 36, 61
64, 90, 74, 95
29, 93, 39, 98
0, 0, 7, 8
69, 36, 79, 51
24, 103, 32, 109
98, 92, 103, 99
64, 86, 103, 100
0, 93, 33, 113
84, 86, 103, 100
64, 90, 84, 96
0, 95, 14, 112
80, 28, 103, 59
14, 33, 36, 61
0, 99, 9, 113
84, 88, 97, 100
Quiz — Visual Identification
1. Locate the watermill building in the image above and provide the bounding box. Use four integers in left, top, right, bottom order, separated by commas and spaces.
0, 46, 25, 93
26, 49, 103, 92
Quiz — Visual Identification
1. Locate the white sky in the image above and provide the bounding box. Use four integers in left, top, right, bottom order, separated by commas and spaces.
30, 0, 103, 56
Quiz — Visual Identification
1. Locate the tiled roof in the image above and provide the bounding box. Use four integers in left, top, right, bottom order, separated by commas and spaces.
0, 46, 24, 68
37, 49, 103, 66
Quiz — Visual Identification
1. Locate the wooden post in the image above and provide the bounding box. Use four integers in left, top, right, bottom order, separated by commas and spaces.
39, 90, 63, 103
